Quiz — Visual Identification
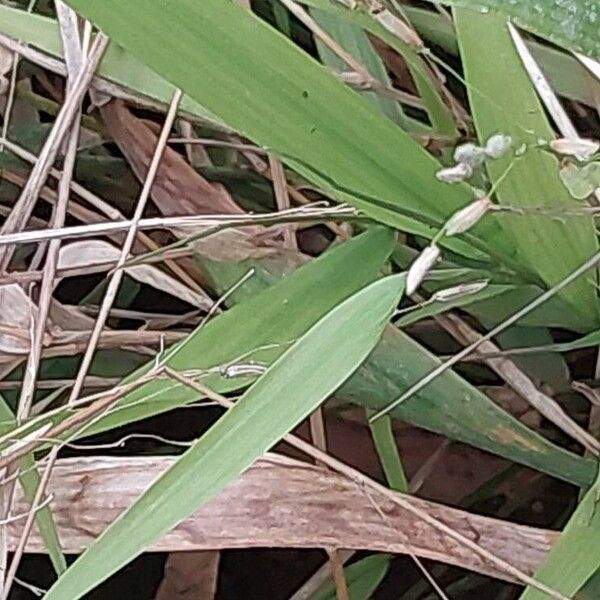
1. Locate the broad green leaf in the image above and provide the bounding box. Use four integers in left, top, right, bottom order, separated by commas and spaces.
63, 0, 514, 265
200, 252, 596, 486
44, 273, 405, 600
455, 8, 600, 330
404, 5, 600, 108
429, 0, 600, 59
341, 324, 595, 486
0, 4, 222, 128
0, 399, 66, 575
70, 228, 395, 436
8, 230, 595, 487
315, 554, 391, 600
519, 469, 600, 599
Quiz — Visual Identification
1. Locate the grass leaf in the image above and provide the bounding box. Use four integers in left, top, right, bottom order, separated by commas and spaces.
44, 273, 405, 600
455, 8, 600, 329
62, 0, 509, 263
429, 0, 600, 59
519, 470, 600, 599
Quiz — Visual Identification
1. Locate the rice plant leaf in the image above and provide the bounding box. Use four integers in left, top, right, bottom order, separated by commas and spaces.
579, 568, 600, 600
404, 5, 600, 108
62, 0, 512, 264
428, 0, 600, 59
367, 411, 408, 491
44, 274, 405, 600
455, 8, 600, 329
0, 4, 222, 128
519, 470, 600, 599
6, 230, 595, 487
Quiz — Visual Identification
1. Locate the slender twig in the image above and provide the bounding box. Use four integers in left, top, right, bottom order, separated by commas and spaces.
268, 154, 297, 250
325, 548, 349, 600
169, 137, 268, 154
0, 166, 204, 295
0, 31, 223, 129
2, 14, 92, 594
0, 377, 119, 391
17, 18, 91, 421
0, 0, 37, 154
289, 551, 354, 600
69, 89, 183, 403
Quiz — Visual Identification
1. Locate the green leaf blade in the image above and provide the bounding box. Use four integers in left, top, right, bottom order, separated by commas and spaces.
44, 273, 405, 600
455, 8, 600, 329
430, 0, 600, 59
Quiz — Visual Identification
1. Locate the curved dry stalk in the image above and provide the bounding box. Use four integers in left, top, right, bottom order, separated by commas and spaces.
5, 453, 560, 582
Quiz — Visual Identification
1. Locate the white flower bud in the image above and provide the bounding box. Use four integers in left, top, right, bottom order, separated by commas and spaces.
549, 137, 599, 161
484, 134, 512, 158
453, 143, 486, 167
436, 162, 473, 183
445, 198, 492, 236
406, 244, 441, 296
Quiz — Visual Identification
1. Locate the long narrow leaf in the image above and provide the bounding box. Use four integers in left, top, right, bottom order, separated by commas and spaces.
519, 470, 600, 599
62, 0, 514, 264
455, 8, 600, 329
44, 274, 405, 599
428, 0, 600, 59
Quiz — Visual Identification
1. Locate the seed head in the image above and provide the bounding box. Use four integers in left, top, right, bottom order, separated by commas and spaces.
453, 143, 486, 167
484, 134, 512, 159
445, 198, 492, 236
436, 162, 473, 183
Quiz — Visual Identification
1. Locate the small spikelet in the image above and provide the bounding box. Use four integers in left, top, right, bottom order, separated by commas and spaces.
436, 162, 473, 183
484, 134, 512, 159
431, 280, 489, 302
445, 198, 492, 236
550, 138, 599, 162
453, 143, 486, 168
406, 244, 441, 296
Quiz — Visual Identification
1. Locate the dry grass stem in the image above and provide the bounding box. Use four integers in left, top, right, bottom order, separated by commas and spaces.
68, 89, 183, 403
0, 32, 109, 272
0, 205, 354, 247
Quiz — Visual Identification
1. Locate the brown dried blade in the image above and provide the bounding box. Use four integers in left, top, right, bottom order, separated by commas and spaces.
100, 99, 247, 217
